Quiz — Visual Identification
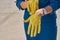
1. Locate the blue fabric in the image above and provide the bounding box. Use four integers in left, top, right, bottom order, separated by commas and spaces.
16, 0, 59, 40
24, 10, 57, 40
55, 0, 60, 8
16, 0, 25, 10
57, 0, 60, 8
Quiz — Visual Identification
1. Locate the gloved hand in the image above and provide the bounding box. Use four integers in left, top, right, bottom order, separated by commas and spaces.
23, 0, 41, 37
24, 13, 41, 37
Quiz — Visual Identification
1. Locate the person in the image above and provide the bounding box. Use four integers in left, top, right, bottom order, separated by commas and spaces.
16, 0, 59, 40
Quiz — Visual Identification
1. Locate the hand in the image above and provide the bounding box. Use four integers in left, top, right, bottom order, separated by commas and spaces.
45, 6, 53, 14
36, 9, 44, 16
36, 6, 53, 16
20, 1, 27, 9
24, 14, 41, 37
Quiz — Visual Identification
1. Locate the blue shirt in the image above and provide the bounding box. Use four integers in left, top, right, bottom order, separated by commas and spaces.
16, 0, 59, 25
57, 0, 60, 8
16, 0, 58, 40
16, 0, 59, 11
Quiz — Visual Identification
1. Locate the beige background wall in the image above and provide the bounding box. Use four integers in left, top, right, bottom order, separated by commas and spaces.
0, 0, 60, 40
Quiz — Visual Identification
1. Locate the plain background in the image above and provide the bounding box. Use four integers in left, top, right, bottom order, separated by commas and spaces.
0, 0, 60, 40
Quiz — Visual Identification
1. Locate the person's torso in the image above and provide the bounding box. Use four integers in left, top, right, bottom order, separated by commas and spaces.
24, 0, 57, 23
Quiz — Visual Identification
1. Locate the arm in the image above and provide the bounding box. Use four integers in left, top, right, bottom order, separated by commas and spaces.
45, 0, 59, 13
16, 0, 23, 10
16, 0, 27, 10
36, 0, 59, 16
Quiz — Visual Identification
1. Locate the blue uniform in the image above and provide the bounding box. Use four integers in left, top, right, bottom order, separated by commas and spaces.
57, 0, 60, 8
16, 0, 59, 40
55, 0, 60, 8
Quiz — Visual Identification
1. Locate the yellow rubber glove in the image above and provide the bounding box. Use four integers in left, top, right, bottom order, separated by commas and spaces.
27, 0, 38, 15
24, 13, 41, 37
24, 0, 41, 37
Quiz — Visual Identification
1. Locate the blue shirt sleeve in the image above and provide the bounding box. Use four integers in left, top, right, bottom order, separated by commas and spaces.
57, 0, 60, 8
16, 0, 24, 10
49, 0, 59, 12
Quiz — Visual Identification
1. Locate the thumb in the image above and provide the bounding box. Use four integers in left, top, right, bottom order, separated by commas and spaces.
23, 17, 30, 22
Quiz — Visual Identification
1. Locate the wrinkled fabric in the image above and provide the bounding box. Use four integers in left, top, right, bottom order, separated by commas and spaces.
16, 0, 58, 40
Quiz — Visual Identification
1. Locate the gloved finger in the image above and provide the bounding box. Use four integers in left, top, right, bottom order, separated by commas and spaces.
30, 24, 35, 37
38, 22, 40, 34
23, 17, 30, 22
27, 23, 31, 35
34, 25, 37, 37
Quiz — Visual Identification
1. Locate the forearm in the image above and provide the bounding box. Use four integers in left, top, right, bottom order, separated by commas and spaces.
49, 0, 59, 12
44, 0, 59, 14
